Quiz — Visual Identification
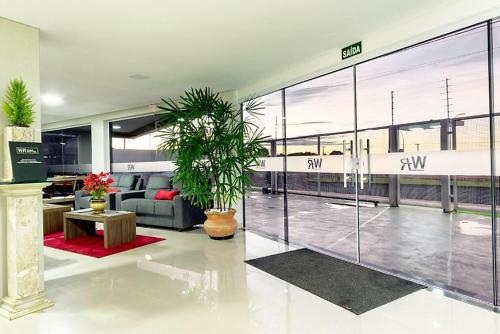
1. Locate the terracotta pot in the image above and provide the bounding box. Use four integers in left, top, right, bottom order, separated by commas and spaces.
203, 208, 237, 240
90, 199, 106, 213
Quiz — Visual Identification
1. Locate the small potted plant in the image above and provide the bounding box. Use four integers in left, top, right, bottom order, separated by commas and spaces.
157, 88, 266, 239
1, 78, 36, 179
83, 172, 114, 213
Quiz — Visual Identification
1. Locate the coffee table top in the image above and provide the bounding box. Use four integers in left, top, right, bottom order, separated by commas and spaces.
64, 209, 135, 222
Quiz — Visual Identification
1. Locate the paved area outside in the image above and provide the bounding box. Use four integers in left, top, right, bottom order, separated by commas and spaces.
245, 191, 495, 303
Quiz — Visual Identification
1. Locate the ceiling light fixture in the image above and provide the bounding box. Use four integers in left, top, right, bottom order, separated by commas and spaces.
128, 74, 150, 80
112, 125, 122, 130
41, 94, 64, 106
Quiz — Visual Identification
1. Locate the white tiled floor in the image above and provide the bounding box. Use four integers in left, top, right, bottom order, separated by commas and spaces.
1, 227, 500, 334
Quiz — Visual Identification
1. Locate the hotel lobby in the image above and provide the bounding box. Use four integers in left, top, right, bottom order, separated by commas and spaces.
2, 1, 500, 333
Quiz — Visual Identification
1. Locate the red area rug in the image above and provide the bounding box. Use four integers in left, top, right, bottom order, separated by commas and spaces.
44, 230, 165, 258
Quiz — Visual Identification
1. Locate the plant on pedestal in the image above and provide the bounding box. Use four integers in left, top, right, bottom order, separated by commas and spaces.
1, 78, 36, 180
157, 88, 267, 239
2, 79, 34, 127
83, 172, 114, 213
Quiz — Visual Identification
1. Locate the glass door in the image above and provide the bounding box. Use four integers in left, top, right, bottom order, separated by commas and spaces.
284, 67, 358, 260
243, 91, 287, 240
355, 23, 494, 302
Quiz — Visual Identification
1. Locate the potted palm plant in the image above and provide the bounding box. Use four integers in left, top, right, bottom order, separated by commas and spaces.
157, 88, 266, 239
1, 78, 36, 180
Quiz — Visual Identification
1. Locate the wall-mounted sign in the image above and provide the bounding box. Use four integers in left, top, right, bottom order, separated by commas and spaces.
342, 41, 362, 60
9, 141, 47, 182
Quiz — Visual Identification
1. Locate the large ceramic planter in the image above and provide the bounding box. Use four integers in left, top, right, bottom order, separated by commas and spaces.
204, 208, 237, 240
3, 126, 36, 180
90, 199, 107, 214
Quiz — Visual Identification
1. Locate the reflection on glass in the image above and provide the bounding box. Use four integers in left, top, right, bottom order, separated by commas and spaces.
285, 68, 358, 260
42, 125, 92, 177
285, 69, 354, 137
356, 26, 489, 129
358, 24, 493, 302
244, 92, 286, 240
111, 115, 171, 163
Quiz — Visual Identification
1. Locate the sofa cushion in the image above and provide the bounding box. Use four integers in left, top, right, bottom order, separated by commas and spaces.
122, 198, 154, 215
77, 196, 91, 209
154, 201, 174, 217
145, 175, 171, 199
109, 174, 121, 187
121, 198, 174, 217
154, 189, 179, 200
118, 174, 137, 190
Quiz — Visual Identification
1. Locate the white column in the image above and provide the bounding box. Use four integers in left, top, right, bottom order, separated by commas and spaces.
91, 119, 111, 173
0, 17, 41, 308
0, 183, 54, 320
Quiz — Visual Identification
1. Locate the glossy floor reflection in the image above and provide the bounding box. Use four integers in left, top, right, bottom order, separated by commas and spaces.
1, 227, 500, 333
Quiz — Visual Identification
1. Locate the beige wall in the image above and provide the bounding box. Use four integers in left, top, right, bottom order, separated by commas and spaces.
0, 17, 40, 299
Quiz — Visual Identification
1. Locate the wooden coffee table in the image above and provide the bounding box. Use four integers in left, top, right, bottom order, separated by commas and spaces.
43, 204, 72, 235
63, 209, 136, 248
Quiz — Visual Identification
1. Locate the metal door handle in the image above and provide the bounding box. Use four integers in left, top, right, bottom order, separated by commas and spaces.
343, 140, 350, 187
359, 139, 370, 190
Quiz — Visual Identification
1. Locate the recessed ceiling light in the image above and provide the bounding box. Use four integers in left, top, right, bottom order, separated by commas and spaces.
41, 94, 64, 106
112, 125, 122, 130
128, 74, 149, 80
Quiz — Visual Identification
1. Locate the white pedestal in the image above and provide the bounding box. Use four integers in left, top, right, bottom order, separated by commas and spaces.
0, 182, 54, 320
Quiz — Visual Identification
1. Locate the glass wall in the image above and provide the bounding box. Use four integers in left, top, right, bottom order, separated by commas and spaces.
245, 19, 500, 304
42, 125, 92, 177
243, 91, 286, 240
493, 18, 500, 305
285, 68, 358, 260
110, 115, 169, 164
357, 23, 492, 302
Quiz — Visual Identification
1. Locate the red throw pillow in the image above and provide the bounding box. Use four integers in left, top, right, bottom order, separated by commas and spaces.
108, 188, 121, 193
154, 189, 179, 200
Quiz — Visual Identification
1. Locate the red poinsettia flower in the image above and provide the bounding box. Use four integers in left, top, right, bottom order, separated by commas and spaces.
83, 172, 114, 200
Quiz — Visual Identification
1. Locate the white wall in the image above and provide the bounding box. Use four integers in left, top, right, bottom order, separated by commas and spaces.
0, 17, 40, 299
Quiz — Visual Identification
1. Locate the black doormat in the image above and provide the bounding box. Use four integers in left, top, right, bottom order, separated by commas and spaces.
245, 248, 425, 315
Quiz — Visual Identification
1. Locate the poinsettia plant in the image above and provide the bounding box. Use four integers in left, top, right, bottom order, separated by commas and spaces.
83, 172, 114, 200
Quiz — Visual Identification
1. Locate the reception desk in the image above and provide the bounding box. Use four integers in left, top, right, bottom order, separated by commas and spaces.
0, 182, 54, 320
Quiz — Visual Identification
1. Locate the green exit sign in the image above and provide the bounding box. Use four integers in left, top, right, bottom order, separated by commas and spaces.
342, 41, 362, 60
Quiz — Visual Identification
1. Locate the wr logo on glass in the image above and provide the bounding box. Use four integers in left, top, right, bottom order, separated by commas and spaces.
308, 158, 322, 170
400, 155, 426, 171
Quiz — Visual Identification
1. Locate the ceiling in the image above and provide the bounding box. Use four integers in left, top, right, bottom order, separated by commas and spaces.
0, 0, 455, 124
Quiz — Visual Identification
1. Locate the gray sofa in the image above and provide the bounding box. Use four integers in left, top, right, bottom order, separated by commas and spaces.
75, 174, 139, 210
115, 174, 205, 231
